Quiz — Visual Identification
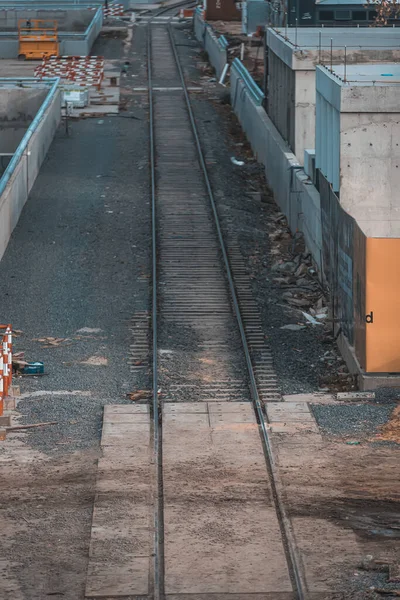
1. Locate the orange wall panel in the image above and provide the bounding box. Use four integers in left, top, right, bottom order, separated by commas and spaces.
365, 238, 400, 373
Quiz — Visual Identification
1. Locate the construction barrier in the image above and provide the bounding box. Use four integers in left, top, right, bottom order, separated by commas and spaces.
0, 324, 12, 416
88, 3, 124, 18
34, 55, 105, 89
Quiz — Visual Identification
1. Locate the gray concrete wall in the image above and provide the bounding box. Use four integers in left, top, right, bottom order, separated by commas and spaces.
0, 88, 48, 153
0, 83, 61, 262
194, 10, 227, 79
0, 39, 18, 58
231, 64, 323, 270
0, 8, 92, 31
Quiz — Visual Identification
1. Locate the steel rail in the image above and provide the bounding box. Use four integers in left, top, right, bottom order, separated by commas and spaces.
147, 8, 193, 599
152, 0, 196, 18
167, 22, 307, 600
147, 25, 163, 600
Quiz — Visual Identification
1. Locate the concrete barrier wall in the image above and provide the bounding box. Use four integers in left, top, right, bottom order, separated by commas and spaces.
230, 61, 323, 271
62, 5, 102, 55
85, 5, 102, 50
0, 38, 17, 58
0, 81, 61, 262
194, 9, 227, 79
0, 87, 48, 153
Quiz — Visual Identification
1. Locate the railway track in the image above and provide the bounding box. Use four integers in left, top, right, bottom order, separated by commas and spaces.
138, 0, 197, 22
148, 20, 306, 600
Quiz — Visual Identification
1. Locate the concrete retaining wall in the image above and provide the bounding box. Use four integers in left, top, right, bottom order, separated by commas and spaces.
0, 80, 61, 262
194, 9, 228, 79
0, 88, 48, 153
230, 60, 323, 270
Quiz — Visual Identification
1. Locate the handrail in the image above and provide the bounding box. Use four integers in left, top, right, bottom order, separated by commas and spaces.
232, 58, 264, 105
218, 34, 228, 49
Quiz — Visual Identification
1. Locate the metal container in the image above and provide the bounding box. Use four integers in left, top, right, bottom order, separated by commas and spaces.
205, 0, 242, 22
62, 87, 89, 108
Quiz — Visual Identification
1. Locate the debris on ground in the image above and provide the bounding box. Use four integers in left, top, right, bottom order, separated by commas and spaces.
337, 391, 376, 401
374, 404, 400, 443
76, 327, 103, 334
22, 362, 45, 375
127, 390, 151, 401
6, 421, 58, 431
230, 156, 245, 166
280, 324, 306, 331
33, 337, 71, 347
302, 311, 323, 327
13, 356, 44, 375
81, 356, 108, 366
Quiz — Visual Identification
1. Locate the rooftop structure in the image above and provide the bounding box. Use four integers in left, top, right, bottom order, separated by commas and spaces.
265, 26, 400, 164
316, 63, 400, 237
287, 0, 382, 26
0, 4, 102, 58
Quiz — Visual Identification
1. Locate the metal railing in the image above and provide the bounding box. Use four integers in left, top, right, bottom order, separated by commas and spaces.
0, 77, 59, 197
231, 58, 264, 106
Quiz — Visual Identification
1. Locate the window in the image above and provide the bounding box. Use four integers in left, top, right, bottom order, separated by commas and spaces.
319, 9, 334, 20
369, 10, 378, 20
353, 10, 367, 20
335, 9, 351, 19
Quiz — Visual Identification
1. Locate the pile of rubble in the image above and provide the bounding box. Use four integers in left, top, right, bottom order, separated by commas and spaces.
267, 213, 356, 391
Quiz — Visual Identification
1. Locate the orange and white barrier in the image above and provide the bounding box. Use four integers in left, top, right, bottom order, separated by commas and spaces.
88, 3, 124, 17
0, 325, 12, 416
34, 56, 105, 90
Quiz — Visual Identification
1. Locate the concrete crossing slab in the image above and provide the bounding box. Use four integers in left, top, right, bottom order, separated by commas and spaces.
85, 404, 152, 598
162, 402, 293, 596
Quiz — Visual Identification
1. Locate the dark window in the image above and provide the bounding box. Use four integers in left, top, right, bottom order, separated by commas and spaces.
335, 9, 351, 19
353, 10, 367, 20
369, 9, 378, 19
319, 9, 334, 20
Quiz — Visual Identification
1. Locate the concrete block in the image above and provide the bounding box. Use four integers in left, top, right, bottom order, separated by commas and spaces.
4, 397, 15, 410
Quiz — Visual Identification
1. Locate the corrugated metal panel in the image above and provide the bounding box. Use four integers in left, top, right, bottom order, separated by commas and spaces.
266, 49, 295, 151
319, 170, 354, 345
